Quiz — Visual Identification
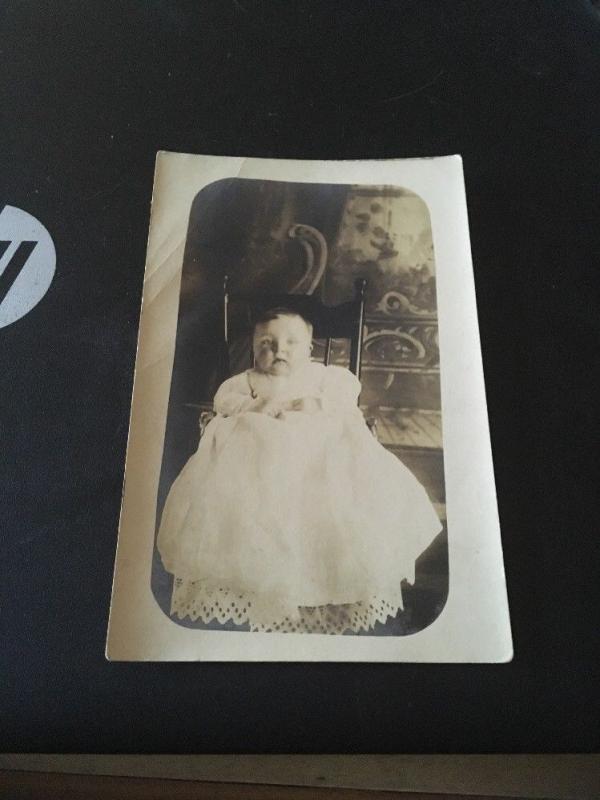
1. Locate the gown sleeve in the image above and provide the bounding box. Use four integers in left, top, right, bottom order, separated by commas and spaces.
320, 365, 363, 416
213, 372, 256, 416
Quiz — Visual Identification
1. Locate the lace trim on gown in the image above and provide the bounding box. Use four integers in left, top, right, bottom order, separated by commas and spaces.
170, 578, 403, 635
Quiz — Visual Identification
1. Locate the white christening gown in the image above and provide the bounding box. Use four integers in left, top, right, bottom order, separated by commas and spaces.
157, 361, 442, 634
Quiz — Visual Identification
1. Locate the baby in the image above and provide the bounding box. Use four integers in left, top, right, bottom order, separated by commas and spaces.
213, 308, 359, 422
247, 309, 321, 417
157, 308, 442, 635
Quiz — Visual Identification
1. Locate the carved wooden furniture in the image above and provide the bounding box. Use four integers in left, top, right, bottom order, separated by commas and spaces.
190, 215, 443, 518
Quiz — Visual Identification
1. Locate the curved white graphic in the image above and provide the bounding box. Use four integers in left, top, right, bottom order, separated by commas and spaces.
0, 205, 56, 328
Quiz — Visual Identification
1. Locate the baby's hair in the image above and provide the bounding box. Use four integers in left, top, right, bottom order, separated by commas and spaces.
253, 307, 313, 337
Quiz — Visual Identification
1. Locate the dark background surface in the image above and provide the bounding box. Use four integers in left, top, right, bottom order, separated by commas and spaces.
1, 0, 598, 753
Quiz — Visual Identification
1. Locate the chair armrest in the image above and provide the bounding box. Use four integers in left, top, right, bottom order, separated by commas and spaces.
365, 415, 378, 439
199, 410, 216, 437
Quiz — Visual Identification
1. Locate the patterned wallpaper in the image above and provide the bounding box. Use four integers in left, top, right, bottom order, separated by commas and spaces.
322, 186, 440, 411
326, 186, 436, 315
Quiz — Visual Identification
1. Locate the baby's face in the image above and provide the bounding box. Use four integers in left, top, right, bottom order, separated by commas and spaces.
253, 315, 312, 376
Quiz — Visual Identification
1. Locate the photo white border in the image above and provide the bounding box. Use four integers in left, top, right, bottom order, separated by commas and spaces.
106, 152, 512, 662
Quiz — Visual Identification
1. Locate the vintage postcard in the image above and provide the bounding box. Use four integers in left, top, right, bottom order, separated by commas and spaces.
106, 153, 512, 662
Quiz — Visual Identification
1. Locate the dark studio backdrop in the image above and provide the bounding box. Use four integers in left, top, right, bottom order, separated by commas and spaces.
1, 0, 599, 753
153, 178, 447, 634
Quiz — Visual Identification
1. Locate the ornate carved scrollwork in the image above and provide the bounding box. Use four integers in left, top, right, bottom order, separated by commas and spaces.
364, 327, 427, 364
375, 290, 434, 317
313, 318, 439, 372
287, 224, 328, 295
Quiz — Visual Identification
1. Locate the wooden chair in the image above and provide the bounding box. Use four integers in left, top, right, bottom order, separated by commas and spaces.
199, 275, 372, 435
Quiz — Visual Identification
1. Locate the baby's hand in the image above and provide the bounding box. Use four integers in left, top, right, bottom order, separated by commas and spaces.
252, 397, 285, 418
289, 397, 322, 414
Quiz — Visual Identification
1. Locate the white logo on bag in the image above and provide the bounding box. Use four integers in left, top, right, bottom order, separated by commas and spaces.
0, 205, 56, 328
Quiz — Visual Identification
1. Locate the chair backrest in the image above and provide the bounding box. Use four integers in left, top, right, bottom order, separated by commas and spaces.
222, 275, 368, 378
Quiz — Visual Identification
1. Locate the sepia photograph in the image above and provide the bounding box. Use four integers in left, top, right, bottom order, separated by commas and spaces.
106, 153, 511, 662
154, 178, 447, 636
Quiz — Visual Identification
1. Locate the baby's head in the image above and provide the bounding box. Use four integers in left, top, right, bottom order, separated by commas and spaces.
252, 308, 313, 376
